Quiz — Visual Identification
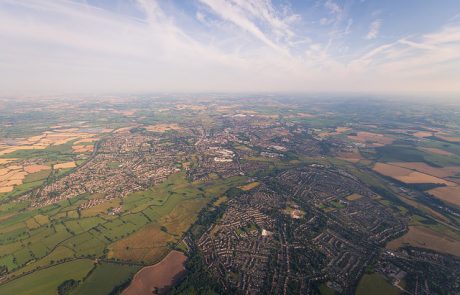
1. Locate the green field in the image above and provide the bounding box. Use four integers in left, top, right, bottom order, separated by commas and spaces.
0, 259, 94, 295
71, 263, 140, 295
0, 170, 248, 292
356, 274, 401, 295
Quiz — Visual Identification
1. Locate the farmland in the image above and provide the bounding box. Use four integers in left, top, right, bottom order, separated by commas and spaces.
1, 96, 460, 294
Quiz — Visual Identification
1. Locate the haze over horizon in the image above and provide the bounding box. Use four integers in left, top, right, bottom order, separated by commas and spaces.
1, 0, 460, 96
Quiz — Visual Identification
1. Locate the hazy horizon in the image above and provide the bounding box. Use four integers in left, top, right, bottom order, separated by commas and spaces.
1, 0, 460, 96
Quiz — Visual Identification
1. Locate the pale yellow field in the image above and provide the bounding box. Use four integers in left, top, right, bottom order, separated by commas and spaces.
428, 186, 460, 206
24, 165, 51, 173
0, 129, 99, 156
0, 186, 13, 193
145, 123, 182, 133
373, 162, 456, 186
389, 162, 460, 178
413, 131, 433, 138
239, 182, 260, 191
346, 193, 363, 201
396, 172, 456, 186
53, 162, 76, 169
72, 145, 93, 153
373, 163, 413, 177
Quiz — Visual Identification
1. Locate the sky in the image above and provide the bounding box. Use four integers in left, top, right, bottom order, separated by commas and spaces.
1, 0, 460, 96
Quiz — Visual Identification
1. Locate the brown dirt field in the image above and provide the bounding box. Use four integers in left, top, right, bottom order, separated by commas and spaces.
373, 163, 412, 177
348, 132, 394, 146
24, 165, 51, 173
123, 250, 187, 295
395, 172, 456, 186
419, 147, 454, 156
387, 226, 460, 257
389, 162, 460, 178
413, 131, 433, 138
239, 182, 260, 191
428, 186, 460, 206
53, 162, 76, 169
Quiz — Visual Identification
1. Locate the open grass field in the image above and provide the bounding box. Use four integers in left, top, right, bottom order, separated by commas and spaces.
356, 273, 401, 295
72, 263, 140, 295
0, 259, 94, 295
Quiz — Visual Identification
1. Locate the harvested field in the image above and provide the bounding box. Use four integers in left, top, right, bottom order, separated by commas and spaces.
373, 162, 457, 186
72, 145, 93, 153
239, 181, 260, 191
0, 186, 13, 193
428, 186, 460, 206
53, 161, 76, 169
373, 163, 412, 177
122, 250, 187, 295
396, 172, 455, 186
420, 147, 454, 156
145, 124, 182, 133
23, 165, 50, 173
348, 131, 394, 146
389, 162, 460, 178
387, 226, 460, 257
413, 131, 433, 138
346, 193, 363, 201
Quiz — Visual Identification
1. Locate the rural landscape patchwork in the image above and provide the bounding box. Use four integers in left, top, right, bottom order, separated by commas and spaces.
2, 0, 460, 294
0, 96, 459, 294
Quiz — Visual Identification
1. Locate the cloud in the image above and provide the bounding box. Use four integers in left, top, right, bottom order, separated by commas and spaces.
0, 0, 459, 96
366, 19, 382, 39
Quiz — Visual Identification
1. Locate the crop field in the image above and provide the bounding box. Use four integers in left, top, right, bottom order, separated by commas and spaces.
372, 162, 456, 186
428, 186, 460, 206
387, 225, 460, 257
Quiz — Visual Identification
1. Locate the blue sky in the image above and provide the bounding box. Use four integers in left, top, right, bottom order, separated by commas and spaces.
1, 0, 460, 96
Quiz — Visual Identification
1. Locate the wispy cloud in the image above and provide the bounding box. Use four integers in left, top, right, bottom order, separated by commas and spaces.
0, 0, 459, 96
366, 19, 382, 39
